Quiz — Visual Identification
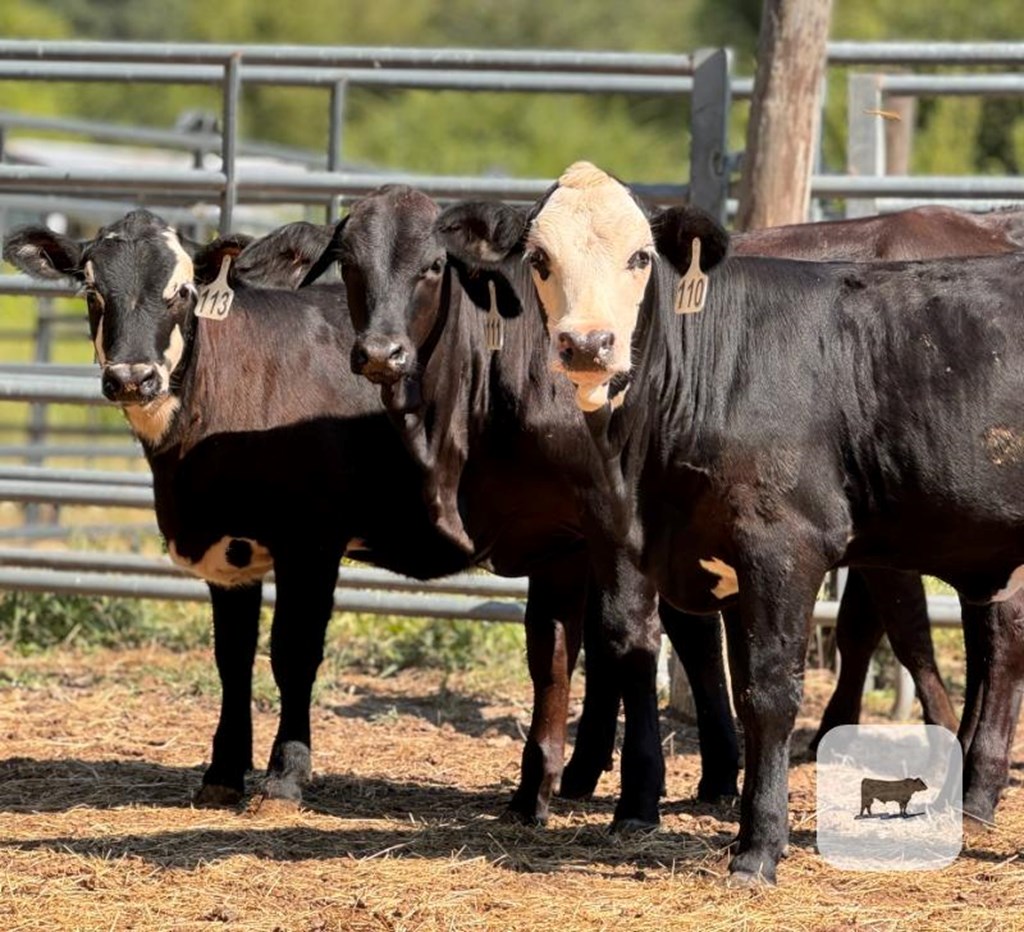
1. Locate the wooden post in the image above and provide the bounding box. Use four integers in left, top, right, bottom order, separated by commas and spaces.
735, 0, 834, 231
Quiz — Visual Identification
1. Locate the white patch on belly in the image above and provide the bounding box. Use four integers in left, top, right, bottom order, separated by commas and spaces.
168, 536, 273, 587
993, 565, 1024, 602
699, 557, 739, 599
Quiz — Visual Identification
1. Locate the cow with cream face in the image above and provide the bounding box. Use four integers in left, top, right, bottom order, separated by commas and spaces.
438, 162, 1024, 885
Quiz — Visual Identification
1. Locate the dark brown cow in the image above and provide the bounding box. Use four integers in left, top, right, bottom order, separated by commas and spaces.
860, 776, 927, 817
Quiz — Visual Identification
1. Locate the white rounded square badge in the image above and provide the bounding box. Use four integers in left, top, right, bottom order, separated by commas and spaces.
816, 724, 962, 871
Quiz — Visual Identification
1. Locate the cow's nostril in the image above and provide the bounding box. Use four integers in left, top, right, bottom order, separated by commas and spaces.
387, 343, 405, 362
595, 331, 615, 353
101, 371, 122, 400
137, 369, 161, 398
352, 345, 370, 371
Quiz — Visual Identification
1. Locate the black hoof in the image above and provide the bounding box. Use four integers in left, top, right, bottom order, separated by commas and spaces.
725, 868, 776, 888
501, 798, 548, 826
194, 783, 243, 808
609, 817, 659, 836
697, 775, 740, 802
557, 764, 601, 801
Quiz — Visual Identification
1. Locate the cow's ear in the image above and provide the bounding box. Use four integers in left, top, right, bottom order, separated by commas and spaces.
436, 202, 529, 268
299, 216, 348, 288
2, 226, 85, 281
651, 206, 730, 276
192, 233, 253, 286
236, 221, 338, 289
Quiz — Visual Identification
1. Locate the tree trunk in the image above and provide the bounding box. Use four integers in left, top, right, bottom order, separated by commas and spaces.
735, 0, 834, 231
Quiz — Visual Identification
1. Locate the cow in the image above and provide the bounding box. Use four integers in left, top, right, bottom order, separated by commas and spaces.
1, 208, 629, 822
434, 161, 1024, 884
732, 204, 1024, 262
860, 776, 927, 817
732, 204, 1024, 750
299, 185, 740, 819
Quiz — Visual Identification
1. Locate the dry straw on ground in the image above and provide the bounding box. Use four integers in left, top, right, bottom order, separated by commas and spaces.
0, 646, 1022, 931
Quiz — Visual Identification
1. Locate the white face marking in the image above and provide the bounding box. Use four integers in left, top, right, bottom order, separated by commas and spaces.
163, 323, 185, 375
83, 260, 96, 285
168, 536, 272, 587
160, 228, 194, 300
993, 565, 1024, 602
699, 557, 739, 599
529, 161, 653, 406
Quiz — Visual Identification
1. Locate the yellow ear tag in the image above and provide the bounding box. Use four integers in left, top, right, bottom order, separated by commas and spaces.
485, 279, 504, 352
675, 237, 708, 315
195, 255, 235, 321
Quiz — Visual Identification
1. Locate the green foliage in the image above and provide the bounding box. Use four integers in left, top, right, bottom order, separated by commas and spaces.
0, 590, 152, 651
324, 613, 526, 677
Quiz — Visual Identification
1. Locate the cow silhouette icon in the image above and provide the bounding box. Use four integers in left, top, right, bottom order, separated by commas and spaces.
859, 777, 928, 817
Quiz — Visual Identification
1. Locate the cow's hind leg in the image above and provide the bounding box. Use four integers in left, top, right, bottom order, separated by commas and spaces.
559, 576, 620, 800
262, 544, 342, 805
505, 554, 586, 824
810, 569, 885, 753
661, 606, 739, 800
959, 594, 1024, 826
195, 581, 262, 807
871, 570, 958, 732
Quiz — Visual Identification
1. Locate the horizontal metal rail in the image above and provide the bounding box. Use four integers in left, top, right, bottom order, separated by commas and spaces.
0, 444, 140, 460
0, 521, 156, 541
828, 41, 1024, 66
0, 373, 106, 405
810, 175, 1024, 200
0, 464, 150, 486
0, 478, 151, 508
0, 276, 80, 297
0, 42, 696, 75
0, 546, 531, 598
876, 74, 1024, 97
0, 165, 690, 205
0, 61, 754, 98
0, 565, 526, 622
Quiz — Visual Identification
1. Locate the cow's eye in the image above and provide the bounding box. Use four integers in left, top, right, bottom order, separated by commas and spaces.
421, 257, 445, 278
526, 248, 550, 281
172, 283, 196, 304
628, 249, 652, 271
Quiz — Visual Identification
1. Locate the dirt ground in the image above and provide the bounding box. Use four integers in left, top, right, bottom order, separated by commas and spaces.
1, 644, 1023, 932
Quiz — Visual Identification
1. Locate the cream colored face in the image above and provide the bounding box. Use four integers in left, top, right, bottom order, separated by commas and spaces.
527, 162, 654, 411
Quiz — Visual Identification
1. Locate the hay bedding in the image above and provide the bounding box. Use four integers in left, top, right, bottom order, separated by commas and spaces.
0, 648, 1023, 931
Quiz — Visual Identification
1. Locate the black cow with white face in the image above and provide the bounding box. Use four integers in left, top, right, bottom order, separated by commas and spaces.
436, 162, 1024, 885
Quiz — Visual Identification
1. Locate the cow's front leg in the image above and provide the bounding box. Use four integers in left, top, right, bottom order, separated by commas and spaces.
723, 548, 825, 886
262, 544, 342, 805
660, 605, 739, 800
593, 552, 663, 832
506, 555, 587, 824
560, 575, 621, 800
195, 581, 262, 807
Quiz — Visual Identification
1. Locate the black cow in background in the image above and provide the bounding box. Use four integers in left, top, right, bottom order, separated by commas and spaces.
434, 162, 1024, 884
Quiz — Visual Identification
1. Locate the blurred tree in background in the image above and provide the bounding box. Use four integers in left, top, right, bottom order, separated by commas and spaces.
9, 0, 1024, 189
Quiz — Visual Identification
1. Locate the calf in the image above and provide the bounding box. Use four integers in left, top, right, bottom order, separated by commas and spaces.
436, 162, 1024, 883
2, 210, 596, 818
860, 776, 927, 817
301, 186, 740, 818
